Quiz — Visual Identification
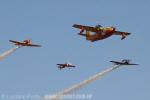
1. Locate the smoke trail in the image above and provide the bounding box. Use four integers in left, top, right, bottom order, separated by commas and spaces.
44, 65, 121, 100
0, 46, 20, 61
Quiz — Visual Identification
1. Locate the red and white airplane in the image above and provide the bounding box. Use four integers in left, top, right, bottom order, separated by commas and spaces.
73, 24, 131, 42
110, 59, 139, 66
9, 39, 41, 47
57, 62, 76, 69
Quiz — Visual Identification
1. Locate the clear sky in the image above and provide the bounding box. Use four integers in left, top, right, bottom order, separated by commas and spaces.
0, 0, 150, 100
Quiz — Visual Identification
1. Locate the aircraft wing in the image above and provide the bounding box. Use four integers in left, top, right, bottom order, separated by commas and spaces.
70, 65, 76, 67
57, 64, 66, 68
110, 61, 120, 64
72, 24, 98, 32
126, 63, 139, 65
26, 44, 41, 47
113, 31, 131, 35
9, 40, 21, 44
110, 61, 123, 65
57, 64, 62, 66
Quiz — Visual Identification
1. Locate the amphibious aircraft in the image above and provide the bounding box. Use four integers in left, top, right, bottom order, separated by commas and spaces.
72, 24, 131, 42
110, 59, 139, 65
9, 40, 41, 47
57, 62, 76, 69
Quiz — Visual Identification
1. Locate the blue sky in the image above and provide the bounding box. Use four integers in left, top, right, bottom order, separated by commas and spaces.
0, 0, 150, 100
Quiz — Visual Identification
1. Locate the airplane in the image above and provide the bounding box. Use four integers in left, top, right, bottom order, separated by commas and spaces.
72, 24, 131, 42
57, 62, 76, 69
9, 39, 41, 47
110, 59, 139, 65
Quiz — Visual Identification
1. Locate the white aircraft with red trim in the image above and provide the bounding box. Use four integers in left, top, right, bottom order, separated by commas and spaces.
9, 39, 41, 47
57, 62, 76, 69
72, 24, 131, 42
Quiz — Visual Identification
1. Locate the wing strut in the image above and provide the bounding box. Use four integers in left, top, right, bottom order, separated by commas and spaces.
79, 26, 85, 33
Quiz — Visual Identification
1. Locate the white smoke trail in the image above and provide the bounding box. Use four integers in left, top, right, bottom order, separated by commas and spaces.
44, 65, 121, 100
0, 46, 20, 61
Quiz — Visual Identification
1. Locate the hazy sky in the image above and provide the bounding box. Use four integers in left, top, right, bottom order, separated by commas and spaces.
0, 0, 150, 100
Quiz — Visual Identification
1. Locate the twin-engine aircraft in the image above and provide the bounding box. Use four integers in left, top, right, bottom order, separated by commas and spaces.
9, 40, 41, 47
110, 59, 139, 66
57, 62, 76, 69
72, 24, 131, 42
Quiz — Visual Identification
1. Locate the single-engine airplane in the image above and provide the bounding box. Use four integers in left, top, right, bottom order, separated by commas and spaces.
110, 59, 139, 66
57, 62, 76, 69
9, 39, 41, 47
72, 24, 131, 42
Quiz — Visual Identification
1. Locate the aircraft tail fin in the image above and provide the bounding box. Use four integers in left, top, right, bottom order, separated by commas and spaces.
121, 33, 126, 40
113, 31, 131, 40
